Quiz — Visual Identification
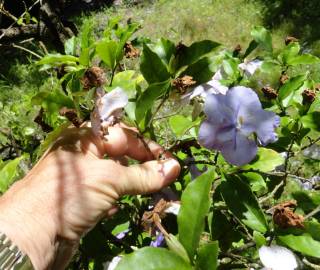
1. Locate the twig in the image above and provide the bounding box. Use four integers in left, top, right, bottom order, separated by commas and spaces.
305, 205, 320, 219
301, 136, 320, 150
11, 43, 42, 58
302, 258, 320, 269
0, 0, 40, 40
259, 181, 284, 204
145, 94, 168, 130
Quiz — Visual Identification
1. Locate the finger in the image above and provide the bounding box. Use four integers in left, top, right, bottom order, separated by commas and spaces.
117, 158, 181, 196
85, 157, 180, 197
102, 126, 172, 161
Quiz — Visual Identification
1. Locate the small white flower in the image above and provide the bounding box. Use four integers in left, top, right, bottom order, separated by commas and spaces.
91, 87, 128, 138
164, 202, 180, 216
238, 59, 263, 77
259, 245, 298, 270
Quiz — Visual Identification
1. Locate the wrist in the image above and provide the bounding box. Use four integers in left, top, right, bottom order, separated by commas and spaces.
0, 177, 59, 270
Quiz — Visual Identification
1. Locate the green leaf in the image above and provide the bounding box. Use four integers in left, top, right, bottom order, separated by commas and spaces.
251, 26, 273, 52
135, 81, 170, 123
165, 234, 190, 263
112, 70, 136, 98
242, 148, 284, 172
169, 115, 194, 137
253, 231, 266, 248
140, 43, 171, 84
287, 54, 320, 66
115, 247, 193, 270
278, 233, 320, 258
182, 57, 215, 84
37, 54, 79, 66
278, 74, 306, 103
196, 241, 219, 270
178, 170, 215, 261
79, 47, 90, 66
220, 175, 268, 233
279, 42, 300, 65
0, 156, 24, 193
153, 38, 176, 65
301, 112, 320, 131
241, 172, 267, 192
64, 36, 77, 55
81, 21, 94, 49
96, 40, 118, 69
176, 40, 220, 69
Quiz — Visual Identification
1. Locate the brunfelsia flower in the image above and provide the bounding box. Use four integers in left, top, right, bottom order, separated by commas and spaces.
259, 245, 298, 270
183, 68, 229, 101
238, 59, 263, 77
198, 86, 280, 166
91, 86, 128, 138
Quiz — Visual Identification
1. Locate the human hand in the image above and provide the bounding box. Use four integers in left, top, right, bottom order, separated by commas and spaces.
0, 125, 180, 270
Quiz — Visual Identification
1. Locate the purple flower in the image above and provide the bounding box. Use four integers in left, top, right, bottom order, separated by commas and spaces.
150, 232, 165, 247
198, 86, 280, 166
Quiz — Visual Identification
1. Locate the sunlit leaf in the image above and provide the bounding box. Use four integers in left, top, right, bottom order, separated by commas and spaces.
140, 43, 171, 84
195, 241, 219, 270
221, 175, 268, 233
178, 169, 215, 261
115, 247, 193, 270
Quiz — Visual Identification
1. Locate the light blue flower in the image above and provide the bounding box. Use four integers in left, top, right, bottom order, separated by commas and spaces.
198, 86, 279, 166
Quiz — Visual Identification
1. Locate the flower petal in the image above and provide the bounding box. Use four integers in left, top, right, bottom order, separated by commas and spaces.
254, 111, 280, 145
259, 245, 298, 270
220, 131, 257, 166
227, 86, 262, 112
239, 59, 263, 76
99, 87, 128, 120
204, 93, 235, 124
198, 120, 234, 150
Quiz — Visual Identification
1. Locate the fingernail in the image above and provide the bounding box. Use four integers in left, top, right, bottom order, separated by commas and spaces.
162, 159, 180, 182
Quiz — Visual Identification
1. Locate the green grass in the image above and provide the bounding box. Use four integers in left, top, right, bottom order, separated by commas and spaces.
77, 0, 292, 50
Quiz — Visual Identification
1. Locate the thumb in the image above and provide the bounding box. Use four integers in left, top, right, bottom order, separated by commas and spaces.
119, 158, 180, 195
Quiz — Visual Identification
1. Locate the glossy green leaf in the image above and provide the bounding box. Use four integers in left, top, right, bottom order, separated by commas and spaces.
287, 54, 320, 66
37, 54, 79, 66
135, 81, 170, 123
64, 36, 77, 55
176, 40, 220, 69
251, 26, 273, 52
253, 231, 266, 248
301, 112, 320, 131
0, 156, 24, 193
182, 57, 215, 84
96, 40, 118, 69
278, 74, 306, 103
169, 115, 194, 137
115, 247, 193, 270
242, 148, 284, 172
221, 175, 268, 233
279, 42, 300, 65
178, 170, 215, 261
112, 70, 137, 98
196, 241, 219, 270
140, 43, 171, 84
153, 38, 176, 65
241, 172, 267, 192
278, 233, 320, 258
165, 234, 190, 263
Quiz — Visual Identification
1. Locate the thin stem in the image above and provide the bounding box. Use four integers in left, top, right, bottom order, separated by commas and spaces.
301, 136, 320, 151
11, 43, 42, 58
305, 205, 320, 220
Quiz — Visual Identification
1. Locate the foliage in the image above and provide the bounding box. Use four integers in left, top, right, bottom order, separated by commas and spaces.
2, 11, 320, 269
